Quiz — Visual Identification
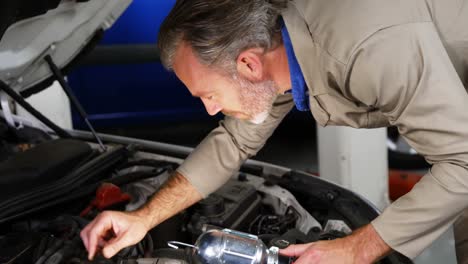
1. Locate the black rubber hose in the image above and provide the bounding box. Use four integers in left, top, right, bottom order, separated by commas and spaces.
0, 147, 129, 222
68, 258, 114, 264
117, 246, 133, 258
110, 167, 170, 186
0, 168, 169, 223
144, 233, 154, 258
33, 236, 50, 263
45, 236, 82, 264
137, 242, 145, 257
117, 159, 177, 171
70, 215, 90, 229
35, 238, 64, 264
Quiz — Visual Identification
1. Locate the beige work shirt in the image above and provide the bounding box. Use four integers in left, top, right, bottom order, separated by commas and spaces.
177, 0, 468, 259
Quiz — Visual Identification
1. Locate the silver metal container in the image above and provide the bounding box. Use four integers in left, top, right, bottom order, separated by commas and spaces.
191, 229, 287, 264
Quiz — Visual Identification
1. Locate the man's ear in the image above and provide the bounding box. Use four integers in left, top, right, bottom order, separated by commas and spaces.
236, 48, 265, 82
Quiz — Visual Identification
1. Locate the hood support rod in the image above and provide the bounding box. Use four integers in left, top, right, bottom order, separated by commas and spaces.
45, 55, 106, 152
0, 80, 72, 138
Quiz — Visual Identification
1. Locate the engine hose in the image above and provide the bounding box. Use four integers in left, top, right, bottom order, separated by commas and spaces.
137, 242, 145, 257
44, 215, 79, 239
116, 159, 177, 171
144, 233, 154, 258
44, 236, 82, 264
43, 240, 72, 264
117, 246, 133, 258
33, 235, 50, 263
5, 168, 170, 225
35, 238, 64, 264
109, 167, 170, 186
1, 158, 166, 221
36, 227, 79, 264
70, 215, 90, 229
68, 258, 115, 264
0, 147, 130, 223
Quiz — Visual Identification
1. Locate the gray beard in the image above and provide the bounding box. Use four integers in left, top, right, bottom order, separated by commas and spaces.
236, 75, 279, 124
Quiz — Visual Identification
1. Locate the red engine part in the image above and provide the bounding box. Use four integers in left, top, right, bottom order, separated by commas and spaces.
80, 183, 131, 217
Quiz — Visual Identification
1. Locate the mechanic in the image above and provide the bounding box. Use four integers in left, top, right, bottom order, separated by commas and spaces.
80, 0, 468, 263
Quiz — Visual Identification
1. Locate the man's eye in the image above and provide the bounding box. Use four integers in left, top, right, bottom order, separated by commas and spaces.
207, 96, 214, 100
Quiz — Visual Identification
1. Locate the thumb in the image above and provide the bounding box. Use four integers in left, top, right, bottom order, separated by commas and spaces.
280, 243, 314, 257
102, 233, 130, 258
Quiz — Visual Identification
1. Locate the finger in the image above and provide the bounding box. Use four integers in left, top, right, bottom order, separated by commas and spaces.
87, 224, 100, 260
102, 231, 130, 258
280, 243, 314, 257
80, 221, 95, 254
80, 226, 89, 251
87, 216, 114, 260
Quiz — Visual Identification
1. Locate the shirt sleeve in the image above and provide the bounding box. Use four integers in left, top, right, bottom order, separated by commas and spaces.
347, 22, 468, 258
176, 93, 294, 197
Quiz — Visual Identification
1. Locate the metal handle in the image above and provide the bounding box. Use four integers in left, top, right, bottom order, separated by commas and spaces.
167, 241, 197, 250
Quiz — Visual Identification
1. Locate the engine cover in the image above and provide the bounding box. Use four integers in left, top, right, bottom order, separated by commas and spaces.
189, 180, 261, 235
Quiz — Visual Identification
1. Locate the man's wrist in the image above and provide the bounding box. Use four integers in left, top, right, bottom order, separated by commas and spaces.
350, 224, 392, 262
130, 207, 155, 230
131, 171, 203, 231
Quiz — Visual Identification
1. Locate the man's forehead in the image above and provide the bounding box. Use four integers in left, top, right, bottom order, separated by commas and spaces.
173, 42, 201, 74
173, 44, 199, 78
173, 43, 214, 97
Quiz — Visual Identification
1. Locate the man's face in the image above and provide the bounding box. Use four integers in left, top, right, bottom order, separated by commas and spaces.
173, 42, 279, 124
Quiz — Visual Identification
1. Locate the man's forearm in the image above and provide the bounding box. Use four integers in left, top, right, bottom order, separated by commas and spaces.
351, 224, 392, 262
133, 171, 203, 229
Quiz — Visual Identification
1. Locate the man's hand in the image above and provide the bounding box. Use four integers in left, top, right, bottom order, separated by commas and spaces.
80, 172, 203, 260
80, 210, 150, 260
281, 239, 358, 264
280, 224, 392, 264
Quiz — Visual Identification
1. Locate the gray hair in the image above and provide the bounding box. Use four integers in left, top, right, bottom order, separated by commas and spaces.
158, 0, 288, 71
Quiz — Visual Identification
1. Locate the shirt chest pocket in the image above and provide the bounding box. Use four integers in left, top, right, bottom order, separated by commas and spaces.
309, 94, 383, 128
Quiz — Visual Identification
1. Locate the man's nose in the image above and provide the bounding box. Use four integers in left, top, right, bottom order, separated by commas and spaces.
202, 100, 222, 116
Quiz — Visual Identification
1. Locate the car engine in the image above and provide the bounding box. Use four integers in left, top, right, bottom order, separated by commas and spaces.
0, 123, 411, 264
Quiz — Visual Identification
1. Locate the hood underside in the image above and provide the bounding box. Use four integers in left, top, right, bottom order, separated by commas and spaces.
0, 0, 132, 95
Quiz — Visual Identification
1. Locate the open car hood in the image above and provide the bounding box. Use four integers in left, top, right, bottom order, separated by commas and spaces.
0, 0, 131, 96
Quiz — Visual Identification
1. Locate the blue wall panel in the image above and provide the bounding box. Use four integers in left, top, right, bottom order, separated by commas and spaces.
68, 0, 210, 129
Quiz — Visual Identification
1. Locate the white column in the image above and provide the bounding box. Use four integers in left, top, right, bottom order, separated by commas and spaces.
16, 81, 72, 129
318, 126, 389, 210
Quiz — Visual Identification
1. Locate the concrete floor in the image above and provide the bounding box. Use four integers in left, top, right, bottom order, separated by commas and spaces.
101, 113, 458, 263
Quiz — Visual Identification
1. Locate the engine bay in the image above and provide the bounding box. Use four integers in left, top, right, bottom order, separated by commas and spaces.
0, 124, 412, 264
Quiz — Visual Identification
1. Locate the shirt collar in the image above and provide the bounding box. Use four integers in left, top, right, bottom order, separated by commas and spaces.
281, 19, 310, 111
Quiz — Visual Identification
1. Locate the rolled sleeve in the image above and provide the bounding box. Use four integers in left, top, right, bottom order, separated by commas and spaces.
347, 22, 468, 258
177, 94, 294, 197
